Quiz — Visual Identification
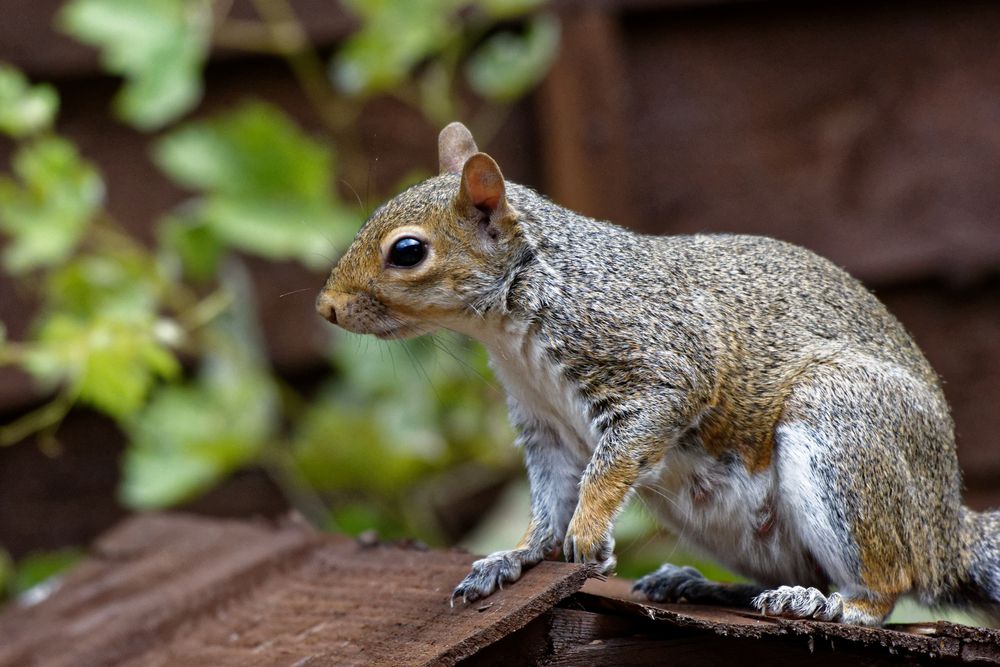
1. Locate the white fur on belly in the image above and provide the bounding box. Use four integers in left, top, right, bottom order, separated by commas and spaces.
638, 443, 828, 589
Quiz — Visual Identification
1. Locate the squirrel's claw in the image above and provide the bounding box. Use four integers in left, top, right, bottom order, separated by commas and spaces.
752, 586, 844, 622
450, 549, 537, 606
563, 533, 616, 575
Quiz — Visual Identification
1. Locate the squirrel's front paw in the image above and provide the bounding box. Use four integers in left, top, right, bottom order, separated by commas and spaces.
451, 549, 538, 605
562, 519, 616, 574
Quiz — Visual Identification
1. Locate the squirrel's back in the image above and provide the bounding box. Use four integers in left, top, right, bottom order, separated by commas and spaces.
507, 181, 946, 421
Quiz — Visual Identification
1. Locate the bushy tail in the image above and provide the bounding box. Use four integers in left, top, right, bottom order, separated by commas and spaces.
962, 508, 1000, 621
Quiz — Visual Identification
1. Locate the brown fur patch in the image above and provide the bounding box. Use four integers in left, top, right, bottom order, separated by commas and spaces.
844, 593, 898, 622
696, 396, 778, 474
568, 461, 638, 555
515, 519, 538, 550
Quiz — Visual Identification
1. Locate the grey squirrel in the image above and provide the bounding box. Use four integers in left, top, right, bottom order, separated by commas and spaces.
316, 121, 1000, 626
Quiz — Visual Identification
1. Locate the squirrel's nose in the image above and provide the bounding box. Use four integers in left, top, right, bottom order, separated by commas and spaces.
316, 291, 339, 325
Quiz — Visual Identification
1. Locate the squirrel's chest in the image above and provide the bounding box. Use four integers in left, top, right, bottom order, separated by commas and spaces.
485, 325, 596, 458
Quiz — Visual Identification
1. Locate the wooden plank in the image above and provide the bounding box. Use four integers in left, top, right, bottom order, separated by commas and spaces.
469, 605, 930, 665
2, 515, 999, 665
0, 514, 320, 667
0, 513, 591, 667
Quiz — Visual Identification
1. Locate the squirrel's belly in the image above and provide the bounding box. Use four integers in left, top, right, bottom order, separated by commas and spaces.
638, 447, 826, 587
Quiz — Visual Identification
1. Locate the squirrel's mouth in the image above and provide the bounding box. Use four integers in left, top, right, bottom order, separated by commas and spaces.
373, 322, 431, 340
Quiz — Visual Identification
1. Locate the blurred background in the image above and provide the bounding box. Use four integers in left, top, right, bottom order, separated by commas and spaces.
0, 0, 998, 624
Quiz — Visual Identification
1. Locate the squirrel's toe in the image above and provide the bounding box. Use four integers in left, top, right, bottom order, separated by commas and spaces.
450, 549, 534, 605
632, 563, 706, 603
752, 586, 844, 622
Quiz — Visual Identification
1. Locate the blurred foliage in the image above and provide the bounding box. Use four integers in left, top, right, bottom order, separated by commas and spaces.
0, 137, 103, 274
331, 0, 558, 126
465, 13, 560, 102
153, 102, 357, 269
120, 266, 280, 508
7, 550, 83, 599
0, 0, 563, 590
56, 0, 213, 129
0, 65, 59, 138
0, 547, 85, 603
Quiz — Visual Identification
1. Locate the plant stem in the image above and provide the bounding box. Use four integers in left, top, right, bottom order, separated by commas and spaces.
0, 391, 74, 447
245, 0, 356, 134
179, 289, 233, 332
261, 445, 331, 527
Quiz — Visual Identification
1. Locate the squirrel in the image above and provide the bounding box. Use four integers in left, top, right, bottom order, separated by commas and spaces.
316, 121, 1000, 626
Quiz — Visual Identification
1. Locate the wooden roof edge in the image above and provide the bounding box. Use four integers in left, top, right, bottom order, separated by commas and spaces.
2, 513, 1000, 666
568, 578, 1000, 664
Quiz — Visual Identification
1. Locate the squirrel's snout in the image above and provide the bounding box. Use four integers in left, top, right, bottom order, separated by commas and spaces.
316, 291, 341, 325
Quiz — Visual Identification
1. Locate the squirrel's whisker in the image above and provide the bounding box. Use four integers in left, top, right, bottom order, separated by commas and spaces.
341, 178, 366, 215
278, 287, 314, 299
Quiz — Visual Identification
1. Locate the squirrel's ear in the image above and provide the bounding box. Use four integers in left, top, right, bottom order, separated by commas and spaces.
459, 152, 509, 215
438, 122, 479, 175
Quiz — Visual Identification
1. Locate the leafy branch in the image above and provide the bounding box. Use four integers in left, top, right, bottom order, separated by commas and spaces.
0, 0, 556, 540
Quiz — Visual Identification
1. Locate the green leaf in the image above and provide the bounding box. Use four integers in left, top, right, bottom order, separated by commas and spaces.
46, 251, 165, 320
153, 102, 357, 267
465, 13, 560, 102
159, 215, 223, 283
0, 137, 104, 273
332, 0, 462, 95
199, 197, 351, 269
293, 331, 513, 496
120, 277, 279, 509
120, 376, 275, 509
25, 313, 180, 419
154, 102, 332, 197
10, 549, 83, 596
57, 0, 212, 129
0, 63, 59, 137
19, 247, 177, 418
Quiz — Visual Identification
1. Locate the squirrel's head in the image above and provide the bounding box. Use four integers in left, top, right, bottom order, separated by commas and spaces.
316, 122, 523, 339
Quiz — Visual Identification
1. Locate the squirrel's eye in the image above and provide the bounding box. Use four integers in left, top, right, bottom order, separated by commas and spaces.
388, 236, 426, 268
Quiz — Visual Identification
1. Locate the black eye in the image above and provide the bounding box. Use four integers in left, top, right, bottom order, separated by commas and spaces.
388, 236, 426, 268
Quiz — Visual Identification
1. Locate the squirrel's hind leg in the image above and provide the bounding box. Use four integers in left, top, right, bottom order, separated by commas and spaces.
762, 358, 954, 625
633, 563, 764, 608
